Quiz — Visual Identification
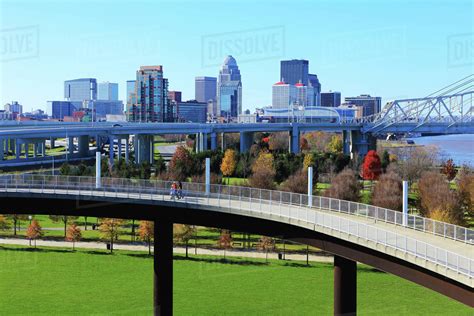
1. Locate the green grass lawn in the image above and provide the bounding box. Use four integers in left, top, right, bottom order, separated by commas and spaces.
0, 244, 470, 316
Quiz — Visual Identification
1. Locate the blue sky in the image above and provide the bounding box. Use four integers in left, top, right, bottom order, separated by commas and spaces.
0, 0, 472, 113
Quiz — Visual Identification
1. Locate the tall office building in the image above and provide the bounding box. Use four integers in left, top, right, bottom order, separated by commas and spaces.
217, 56, 242, 118
127, 65, 176, 122
177, 100, 208, 123
168, 91, 182, 103
345, 94, 382, 117
126, 80, 136, 103
272, 82, 297, 109
321, 92, 342, 107
195, 76, 217, 103
280, 60, 321, 106
280, 59, 309, 85
97, 82, 119, 101
64, 78, 97, 101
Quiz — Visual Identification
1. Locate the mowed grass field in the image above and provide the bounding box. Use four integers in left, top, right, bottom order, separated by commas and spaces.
0, 245, 471, 315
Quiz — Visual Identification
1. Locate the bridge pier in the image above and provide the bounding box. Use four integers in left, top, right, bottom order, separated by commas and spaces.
154, 220, 173, 316
240, 132, 253, 153
0, 138, 4, 160
343, 130, 376, 160
136, 135, 152, 164
334, 255, 357, 316
289, 126, 300, 154
78, 135, 89, 157
210, 132, 217, 151
109, 136, 115, 165
68, 137, 74, 157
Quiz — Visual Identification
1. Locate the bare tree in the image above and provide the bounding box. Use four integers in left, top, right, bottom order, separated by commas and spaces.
217, 230, 233, 260
257, 236, 276, 263
279, 169, 307, 194
372, 169, 403, 211
324, 168, 361, 202
392, 146, 439, 183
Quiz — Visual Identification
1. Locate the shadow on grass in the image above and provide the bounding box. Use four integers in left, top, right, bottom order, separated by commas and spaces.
0, 245, 71, 254
283, 261, 317, 268
173, 255, 268, 266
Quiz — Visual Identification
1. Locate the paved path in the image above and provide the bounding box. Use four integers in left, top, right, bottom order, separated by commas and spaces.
0, 237, 334, 263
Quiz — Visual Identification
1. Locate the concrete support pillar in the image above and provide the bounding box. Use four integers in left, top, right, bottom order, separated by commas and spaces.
9, 138, 15, 153
342, 130, 352, 156
200, 133, 208, 151
239, 132, 253, 153
109, 136, 115, 166
289, 126, 300, 154
210, 132, 217, 151
24, 143, 29, 158
4, 138, 8, 154
154, 220, 173, 316
349, 131, 376, 160
33, 143, 37, 158
50, 138, 55, 150
194, 133, 200, 153
334, 255, 357, 316
68, 137, 74, 156
78, 135, 89, 157
221, 132, 225, 150
15, 141, 20, 159
0, 138, 4, 160
136, 135, 152, 164
117, 138, 123, 160
96, 152, 101, 189
150, 137, 154, 164
125, 138, 129, 163
41, 141, 46, 157
96, 136, 101, 153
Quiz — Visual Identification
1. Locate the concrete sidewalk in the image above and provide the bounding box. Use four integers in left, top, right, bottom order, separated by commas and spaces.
0, 237, 334, 263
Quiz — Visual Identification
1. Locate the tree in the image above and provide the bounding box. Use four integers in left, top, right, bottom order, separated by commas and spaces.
381, 150, 390, 172
0, 215, 10, 231
49, 215, 79, 237
220, 149, 237, 184
173, 224, 196, 258
441, 159, 458, 181
249, 151, 276, 189
279, 169, 307, 194
303, 153, 316, 170
168, 146, 193, 181
300, 137, 310, 152
362, 150, 382, 181
324, 168, 361, 202
257, 236, 276, 263
326, 135, 343, 154
372, 170, 403, 211
138, 221, 154, 255
392, 146, 439, 183
26, 220, 43, 248
99, 218, 124, 253
217, 230, 233, 260
268, 132, 288, 152
66, 223, 82, 251
7, 214, 28, 236
59, 162, 71, 175
417, 171, 464, 225
457, 166, 474, 218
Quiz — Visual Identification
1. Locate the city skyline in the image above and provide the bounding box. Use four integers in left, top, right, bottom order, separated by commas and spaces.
0, 0, 471, 113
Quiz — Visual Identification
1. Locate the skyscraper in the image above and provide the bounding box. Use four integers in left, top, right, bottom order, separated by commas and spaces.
97, 82, 119, 101
217, 56, 242, 118
127, 66, 176, 122
280, 59, 308, 85
308, 74, 321, 105
168, 91, 182, 103
64, 78, 97, 101
126, 80, 136, 103
195, 76, 217, 103
321, 92, 341, 107
345, 94, 382, 117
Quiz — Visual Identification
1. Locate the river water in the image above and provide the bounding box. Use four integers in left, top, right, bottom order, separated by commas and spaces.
408, 134, 474, 166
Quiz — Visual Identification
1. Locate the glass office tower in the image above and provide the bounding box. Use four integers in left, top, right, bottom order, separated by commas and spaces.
195, 76, 217, 103
64, 78, 97, 101
280, 60, 309, 85
217, 56, 242, 118
97, 82, 119, 100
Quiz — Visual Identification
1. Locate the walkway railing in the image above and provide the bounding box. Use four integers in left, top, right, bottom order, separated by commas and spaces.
0, 174, 472, 280
1, 174, 473, 244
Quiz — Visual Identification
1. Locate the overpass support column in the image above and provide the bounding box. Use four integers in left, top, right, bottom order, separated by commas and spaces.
117, 138, 123, 160
136, 135, 151, 164
68, 137, 74, 156
125, 138, 129, 163
342, 130, 352, 156
78, 135, 89, 157
109, 136, 115, 166
154, 220, 173, 316
10, 138, 15, 153
150, 136, 155, 164
334, 255, 357, 316
289, 126, 300, 154
50, 138, 55, 150
95, 136, 101, 153
33, 143, 37, 158
240, 132, 253, 153
350, 131, 376, 160
0, 138, 4, 160
194, 133, 200, 153
201, 133, 208, 151
15, 140, 20, 159
210, 132, 217, 151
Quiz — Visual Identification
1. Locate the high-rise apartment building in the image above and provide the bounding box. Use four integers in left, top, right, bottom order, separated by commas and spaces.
127, 66, 176, 122
345, 94, 382, 117
217, 56, 242, 118
321, 91, 342, 107
168, 91, 182, 103
97, 82, 119, 101
195, 76, 217, 103
64, 78, 97, 101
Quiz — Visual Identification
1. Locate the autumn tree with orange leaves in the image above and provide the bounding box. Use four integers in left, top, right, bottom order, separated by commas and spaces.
26, 219, 43, 248
138, 221, 154, 255
99, 218, 124, 253
66, 223, 82, 251
217, 230, 233, 260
